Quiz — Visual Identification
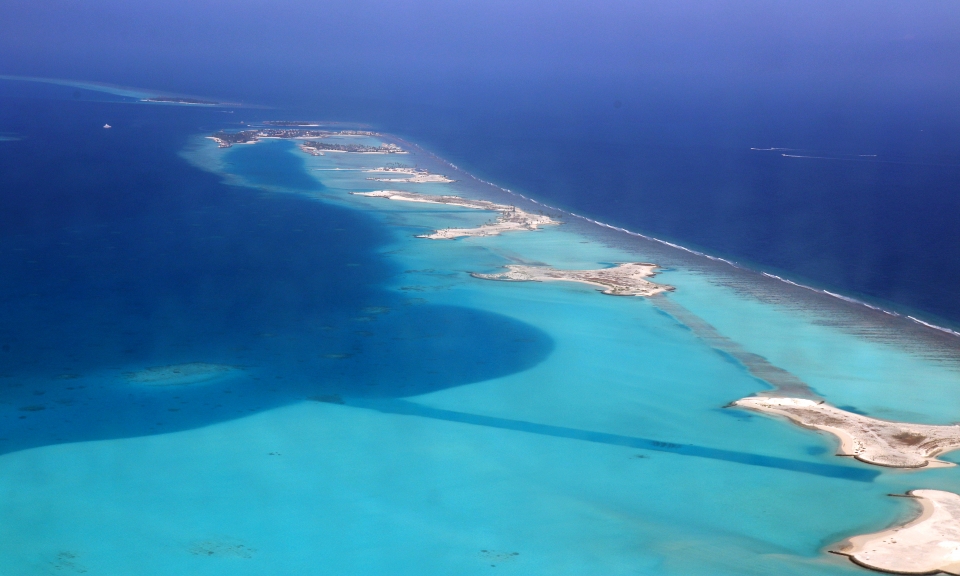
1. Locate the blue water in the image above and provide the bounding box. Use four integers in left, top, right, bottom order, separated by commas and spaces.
6, 1, 960, 327
0, 95, 553, 455
226, 140, 327, 191
366, 103, 960, 325
7, 75, 960, 326
4, 78, 960, 575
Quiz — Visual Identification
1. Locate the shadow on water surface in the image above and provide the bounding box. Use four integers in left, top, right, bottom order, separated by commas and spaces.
0, 95, 554, 456
347, 399, 879, 482
0, 303, 554, 456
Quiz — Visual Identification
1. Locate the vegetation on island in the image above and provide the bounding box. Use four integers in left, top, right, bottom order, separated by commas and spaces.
300, 141, 404, 154
209, 128, 382, 148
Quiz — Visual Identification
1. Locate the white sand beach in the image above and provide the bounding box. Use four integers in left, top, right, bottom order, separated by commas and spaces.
732, 397, 960, 468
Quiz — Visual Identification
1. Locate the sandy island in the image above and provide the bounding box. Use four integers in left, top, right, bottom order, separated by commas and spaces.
472, 263, 673, 297
124, 362, 239, 386
300, 141, 404, 155
351, 190, 559, 239
208, 128, 380, 148
365, 167, 454, 183
834, 490, 960, 575
732, 397, 960, 468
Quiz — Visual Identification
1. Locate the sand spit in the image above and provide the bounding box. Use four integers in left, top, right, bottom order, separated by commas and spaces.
732, 397, 960, 468
472, 263, 673, 297
352, 190, 559, 239
365, 167, 454, 183
124, 363, 238, 386
834, 490, 960, 575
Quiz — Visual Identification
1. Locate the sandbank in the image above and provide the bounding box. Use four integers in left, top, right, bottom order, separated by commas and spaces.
472, 263, 673, 297
352, 190, 559, 238
732, 397, 960, 468
123, 363, 239, 386
834, 490, 960, 575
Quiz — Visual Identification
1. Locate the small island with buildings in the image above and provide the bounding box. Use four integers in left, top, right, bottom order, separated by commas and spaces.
208, 128, 382, 148
365, 166, 454, 183
300, 140, 404, 155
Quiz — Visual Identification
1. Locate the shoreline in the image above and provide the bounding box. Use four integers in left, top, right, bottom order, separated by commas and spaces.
471, 263, 673, 297
381, 134, 960, 340
833, 490, 960, 575
732, 397, 960, 469
364, 167, 454, 183
200, 127, 960, 345
184, 124, 960, 572
352, 190, 559, 239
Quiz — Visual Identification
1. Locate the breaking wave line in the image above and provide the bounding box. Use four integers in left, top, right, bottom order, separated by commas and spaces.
401, 137, 960, 338
908, 316, 960, 337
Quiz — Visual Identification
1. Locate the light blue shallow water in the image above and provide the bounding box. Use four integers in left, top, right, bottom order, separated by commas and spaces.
2, 120, 960, 574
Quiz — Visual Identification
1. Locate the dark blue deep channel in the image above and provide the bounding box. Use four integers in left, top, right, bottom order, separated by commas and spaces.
0, 94, 554, 455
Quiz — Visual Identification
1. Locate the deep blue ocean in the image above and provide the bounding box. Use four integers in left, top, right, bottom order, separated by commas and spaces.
363, 97, 960, 326
5, 4, 960, 572
3, 2, 960, 325
4, 74, 960, 576
0, 88, 553, 455
6, 76, 960, 327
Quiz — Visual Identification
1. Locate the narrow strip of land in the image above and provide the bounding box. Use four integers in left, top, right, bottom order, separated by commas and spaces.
208, 128, 380, 148
365, 167, 454, 183
733, 397, 960, 468
472, 263, 672, 297
300, 141, 404, 154
352, 190, 559, 238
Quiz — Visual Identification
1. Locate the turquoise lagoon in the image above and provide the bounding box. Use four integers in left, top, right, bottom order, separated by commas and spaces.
3, 130, 960, 575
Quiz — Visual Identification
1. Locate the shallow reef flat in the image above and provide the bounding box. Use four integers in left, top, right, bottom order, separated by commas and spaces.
166, 124, 960, 574
834, 490, 960, 575
472, 263, 673, 297
732, 397, 960, 468
351, 190, 559, 238
123, 362, 239, 386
